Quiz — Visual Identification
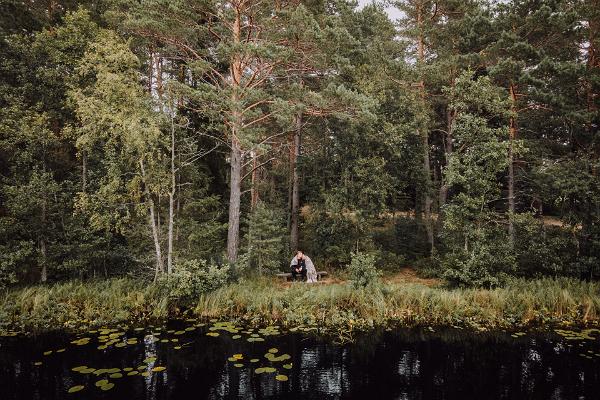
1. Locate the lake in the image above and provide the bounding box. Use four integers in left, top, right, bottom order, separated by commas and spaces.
1, 321, 599, 399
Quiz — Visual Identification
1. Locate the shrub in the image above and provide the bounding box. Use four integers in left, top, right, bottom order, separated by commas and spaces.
157, 259, 230, 305
348, 251, 381, 289
441, 227, 516, 288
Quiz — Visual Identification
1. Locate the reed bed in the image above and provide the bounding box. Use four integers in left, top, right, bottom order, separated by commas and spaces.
1, 276, 598, 334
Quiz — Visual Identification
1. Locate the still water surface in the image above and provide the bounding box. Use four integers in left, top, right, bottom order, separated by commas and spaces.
1, 322, 599, 399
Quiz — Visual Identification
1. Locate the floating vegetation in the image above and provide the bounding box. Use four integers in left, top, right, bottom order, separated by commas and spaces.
283, 363, 292, 369
67, 385, 85, 393
99, 382, 114, 391
555, 329, 599, 341
206, 332, 219, 337
275, 374, 289, 381
151, 366, 166, 372
511, 332, 527, 338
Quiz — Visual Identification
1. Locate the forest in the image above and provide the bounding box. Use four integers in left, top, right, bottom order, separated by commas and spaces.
0, 0, 599, 296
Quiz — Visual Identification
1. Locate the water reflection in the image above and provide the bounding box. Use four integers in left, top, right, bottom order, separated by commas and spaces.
1, 325, 599, 399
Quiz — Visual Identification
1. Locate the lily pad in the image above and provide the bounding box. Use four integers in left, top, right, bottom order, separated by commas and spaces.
275, 374, 288, 381
151, 366, 166, 372
100, 383, 114, 391
67, 385, 85, 393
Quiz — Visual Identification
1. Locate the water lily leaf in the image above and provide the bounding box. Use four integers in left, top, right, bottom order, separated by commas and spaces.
275, 374, 288, 381
206, 332, 219, 337
34, 362, 42, 366
263, 367, 276, 373
250, 359, 259, 363
109, 373, 123, 379
141, 372, 150, 377
268, 348, 278, 354
283, 363, 292, 369
127, 371, 139, 376
151, 366, 166, 372
123, 368, 133, 372
43, 351, 53, 356
100, 383, 114, 391
71, 366, 87, 372
67, 385, 85, 393
143, 357, 156, 363
233, 354, 243, 359
95, 380, 109, 387
234, 363, 244, 368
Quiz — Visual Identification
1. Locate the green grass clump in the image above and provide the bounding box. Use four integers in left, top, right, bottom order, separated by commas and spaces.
1, 276, 598, 334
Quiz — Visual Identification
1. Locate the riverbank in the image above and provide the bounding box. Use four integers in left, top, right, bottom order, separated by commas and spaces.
1, 276, 599, 336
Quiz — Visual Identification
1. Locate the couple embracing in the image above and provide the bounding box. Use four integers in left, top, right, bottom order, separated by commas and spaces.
289, 250, 317, 283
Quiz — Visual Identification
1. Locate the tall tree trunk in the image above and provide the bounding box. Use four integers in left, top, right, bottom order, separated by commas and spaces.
167, 117, 176, 274
416, 3, 434, 253
290, 112, 301, 251
226, 6, 244, 264
140, 159, 164, 278
438, 105, 455, 229
508, 83, 517, 247
227, 140, 242, 263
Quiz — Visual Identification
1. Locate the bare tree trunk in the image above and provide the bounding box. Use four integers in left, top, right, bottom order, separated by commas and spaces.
290, 112, 301, 251
140, 159, 164, 278
438, 105, 455, 229
226, 7, 244, 264
227, 140, 242, 263
167, 116, 176, 274
416, 4, 434, 253
508, 83, 517, 247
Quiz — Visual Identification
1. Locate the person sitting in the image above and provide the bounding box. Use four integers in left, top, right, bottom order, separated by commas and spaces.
290, 250, 317, 282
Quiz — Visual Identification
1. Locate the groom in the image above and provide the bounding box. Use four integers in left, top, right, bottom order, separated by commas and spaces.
290, 250, 313, 282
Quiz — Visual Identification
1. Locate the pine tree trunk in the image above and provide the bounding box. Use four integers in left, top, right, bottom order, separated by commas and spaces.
508, 83, 517, 247
290, 112, 301, 251
226, 6, 244, 264
167, 116, 176, 274
227, 140, 242, 263
416, 3, 434, 253
438, 106, 455, 229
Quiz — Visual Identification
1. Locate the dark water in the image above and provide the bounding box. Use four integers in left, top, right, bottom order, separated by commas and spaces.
1, 322, 600, 400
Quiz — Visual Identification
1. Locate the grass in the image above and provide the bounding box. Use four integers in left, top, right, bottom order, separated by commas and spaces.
1, 275, 599, 336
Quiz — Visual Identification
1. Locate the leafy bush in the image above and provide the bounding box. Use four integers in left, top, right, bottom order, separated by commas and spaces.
348, 251, 381, 289
440, 227, 516, 288
157, 259, 230, 304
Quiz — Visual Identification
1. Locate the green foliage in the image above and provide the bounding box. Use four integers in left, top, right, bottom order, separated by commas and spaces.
348, 251, 381, 289
156, 259, 230, 305
241, 202, 287, 274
